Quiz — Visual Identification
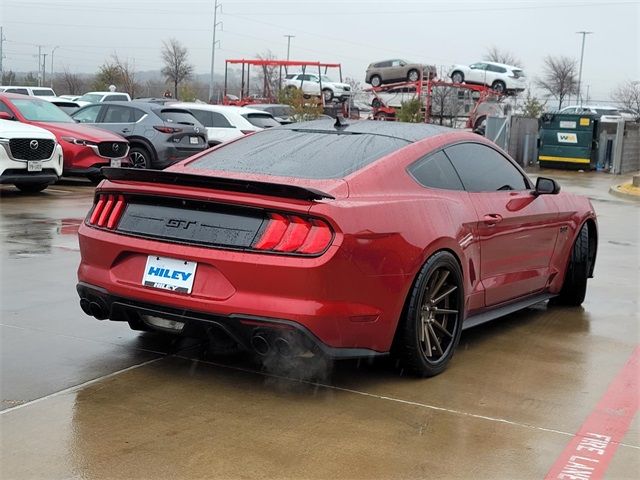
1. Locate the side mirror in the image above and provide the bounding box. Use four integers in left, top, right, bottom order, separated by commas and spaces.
0, 111, 15, 121
534, 177, 560, 195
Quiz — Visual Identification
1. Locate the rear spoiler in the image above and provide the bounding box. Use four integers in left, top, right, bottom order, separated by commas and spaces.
101, 167, 335, 201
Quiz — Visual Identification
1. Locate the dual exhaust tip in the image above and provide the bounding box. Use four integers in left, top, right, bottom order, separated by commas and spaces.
79, 297, 108, 320
251, 332, 303, 358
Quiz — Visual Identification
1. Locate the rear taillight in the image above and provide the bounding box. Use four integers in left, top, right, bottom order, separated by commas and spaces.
87, 193, 126, 230
253, 213, 333, 255
153, 126, 183, 134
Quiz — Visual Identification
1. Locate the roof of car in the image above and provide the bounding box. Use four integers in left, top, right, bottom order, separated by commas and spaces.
171, 102, 269, 115
280, 118, 451, 142
482, 61, 521, 69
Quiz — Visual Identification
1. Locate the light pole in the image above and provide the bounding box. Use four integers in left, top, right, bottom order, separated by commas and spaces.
50, 46, 59, 88
208, 0, 222, 102
576, 31, 593, 106
284, 35, 295, 61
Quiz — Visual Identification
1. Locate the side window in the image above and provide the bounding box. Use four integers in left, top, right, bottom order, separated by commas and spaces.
73, 105, 102, 123
6, 88, 29, 95
377, 61, 391, 68
445, 143, 529, 192
189, 109, 212, 127
105, 95, 129, 102
391, 60, 402, 67
0, 101, 14, 115
131, 108, 146, 122
103, 105, 134, 123
408, 151, 465, 191
210, 112, 233, 128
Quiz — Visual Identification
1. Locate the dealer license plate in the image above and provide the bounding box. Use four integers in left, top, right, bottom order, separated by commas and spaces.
110, 158, 121, 167
28, 161, 43, 172
142, 255, 197, 294
189, 136, 199, 145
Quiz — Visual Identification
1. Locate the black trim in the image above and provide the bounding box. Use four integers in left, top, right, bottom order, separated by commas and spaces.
0, 172, 58, 185
463, 293, 555, 330
101, 167, 335, 201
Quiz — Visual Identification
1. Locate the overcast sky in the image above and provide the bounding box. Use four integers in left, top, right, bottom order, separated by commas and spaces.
1, 0, 638, 102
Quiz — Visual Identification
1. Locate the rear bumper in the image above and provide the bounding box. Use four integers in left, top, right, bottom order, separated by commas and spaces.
76, 282, 385, 359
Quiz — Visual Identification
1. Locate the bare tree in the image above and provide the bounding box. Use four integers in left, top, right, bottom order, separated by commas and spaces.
255, 50, 279, 99
484, 46, 522, 67
112, 54, 139, 98
2, 70, 16, 85
161, 38, 194, 99
611, 80, 640, 112
430, 86, 463, 126
535, 56, 578, 109
61, 67, 82, 95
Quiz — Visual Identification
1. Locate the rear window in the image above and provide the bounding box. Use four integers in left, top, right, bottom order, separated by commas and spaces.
32, 89, 56, 96
512, 69, 524, 78
243, 113, 280, 128
158, 109, 198, 125
188, 128, 408, 179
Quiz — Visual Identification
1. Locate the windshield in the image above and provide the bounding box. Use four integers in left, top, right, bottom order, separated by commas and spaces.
77, 94, 103, 103
32, 89, 56, 97
11, 98, 74, 123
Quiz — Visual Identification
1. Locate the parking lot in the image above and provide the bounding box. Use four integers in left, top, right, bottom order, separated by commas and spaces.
0, 170, 637, 479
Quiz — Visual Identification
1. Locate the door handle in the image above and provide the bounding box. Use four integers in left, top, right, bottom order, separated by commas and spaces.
483, 214, 503, 226
121, 128, 131, 133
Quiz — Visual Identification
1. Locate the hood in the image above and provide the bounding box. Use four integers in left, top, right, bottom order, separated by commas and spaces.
32, 122, 126, 142
0, 120, 56, 139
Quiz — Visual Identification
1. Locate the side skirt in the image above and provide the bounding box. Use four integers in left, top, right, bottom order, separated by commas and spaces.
463, 293, 556, 330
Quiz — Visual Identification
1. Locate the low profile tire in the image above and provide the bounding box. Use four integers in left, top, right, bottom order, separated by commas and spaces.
553, 225, 590, 306
370, 75, 382, 87
451, 71, 464, 84
322, 89, 333, 102
372, 98, 382, 109
407, 69, 420, 82
491, 80, 506, 93
129, 146, 151, 169
15, 183, 48, 193
395, 251, 464, 377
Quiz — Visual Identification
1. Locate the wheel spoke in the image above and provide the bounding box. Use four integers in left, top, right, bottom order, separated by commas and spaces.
429, 270, 450, 302
432, 285, 457, 305
431, 319, 453, 339
433, 307, 458, 314
427, 324, 444, 356
422, 320, 432, 356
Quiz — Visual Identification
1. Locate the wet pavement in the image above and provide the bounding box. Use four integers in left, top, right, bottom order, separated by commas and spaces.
1, 170, 638, 479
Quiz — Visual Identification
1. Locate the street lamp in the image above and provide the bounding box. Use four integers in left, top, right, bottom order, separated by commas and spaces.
50, 46, 59, 88
576, 31, 593, 106
284, 35, 295, 61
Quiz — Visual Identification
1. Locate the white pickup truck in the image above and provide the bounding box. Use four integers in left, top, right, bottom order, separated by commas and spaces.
283, 73, 352, 102
0, 119, 63, 192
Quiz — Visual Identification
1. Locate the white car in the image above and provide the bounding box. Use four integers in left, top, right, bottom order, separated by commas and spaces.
283, 73, 352, 102
0, 86, 57, 99
370, 85, 419, 108
448, 62, 526, 94
75, 91, 131, 107
0, 119, 63, 192
559, 105, 623, 123
172, 103, 280, 146
59, 95, 81, 101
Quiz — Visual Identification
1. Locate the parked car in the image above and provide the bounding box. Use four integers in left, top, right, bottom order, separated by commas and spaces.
448, 62, 526, 94
76, 119, 597, 377
370, 85, 418, 108
59, 95, 81, 101
0, 86, 57, 98
44, 97, 81, 115
71, 101, 208, 169
246, 104, 295, 124
0, 93, 130, 181
365, 59, 437, 87
75, 91, 131, 107
283, 73, 352, 102
617, 108, 640, 121
174, 103, 279, 146
134, 97, 176, 105
558, 105, 623, 123
0, 119, 64, 192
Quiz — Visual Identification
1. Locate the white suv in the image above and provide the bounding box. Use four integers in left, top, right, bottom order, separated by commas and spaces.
283, 73, 352, 102
75, 91, 132, 107
0, 119, 63, 192
448, 61, 526, 94
0, 86, 57, 99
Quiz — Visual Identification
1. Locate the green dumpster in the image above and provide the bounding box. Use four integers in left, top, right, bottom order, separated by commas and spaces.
538, 112, 599, 169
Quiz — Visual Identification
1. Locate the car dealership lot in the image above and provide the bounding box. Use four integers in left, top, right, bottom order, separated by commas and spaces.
1, 172, 638, 479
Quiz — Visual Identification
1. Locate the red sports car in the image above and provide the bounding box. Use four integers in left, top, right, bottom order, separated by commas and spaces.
0, 93, 130, 181
76, 119, 597, 376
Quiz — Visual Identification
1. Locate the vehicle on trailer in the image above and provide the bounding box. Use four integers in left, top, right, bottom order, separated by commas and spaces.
283, 73, 352, 102
558, 105, 623, 123
0, 119, 64, 192
0, 93, 130, 182
75, 91, 131, 107
370, 85, 419, 109
44, 97, 81, 115
175, 103, 280, 146
448, 61, 526, 94
0, 86, 57, 99
71, 101, 208, 169
76, 118, 597, 377
246, 104, 295, 124
365, 60, 437, 87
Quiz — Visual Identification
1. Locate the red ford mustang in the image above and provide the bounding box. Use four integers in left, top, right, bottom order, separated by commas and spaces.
76, 119, 597, 376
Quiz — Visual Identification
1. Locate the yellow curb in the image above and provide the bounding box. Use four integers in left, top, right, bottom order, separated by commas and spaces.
609, 182, 640, 201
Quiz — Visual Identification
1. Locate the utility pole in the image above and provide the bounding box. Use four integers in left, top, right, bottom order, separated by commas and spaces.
0, 27, 5, 81
41, 53, 47, 86
284, 35, 295, 61
50, 46, 59, 88
208, 0, 222, 102
576, 31, 593, 106
37, 45, 42, 86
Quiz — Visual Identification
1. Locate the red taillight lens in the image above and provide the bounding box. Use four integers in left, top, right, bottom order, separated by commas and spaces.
253, 213, 333, 255
87, 193, 126, 230
153, 125, 182, 134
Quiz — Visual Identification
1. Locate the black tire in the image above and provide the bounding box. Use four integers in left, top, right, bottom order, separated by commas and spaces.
407, 69, 420, 82
370, 75, 382, 87
394, 251, 464, 377
491, 80, 506, 93
451, 71, 464, 84
15, 183, 48, 193
372, 98, 382, 109
374, 111, 392, 121
87, 172, 103, 184
322, 88, 333, 102
129, 146, 151, 169
554, 225, 590, 306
